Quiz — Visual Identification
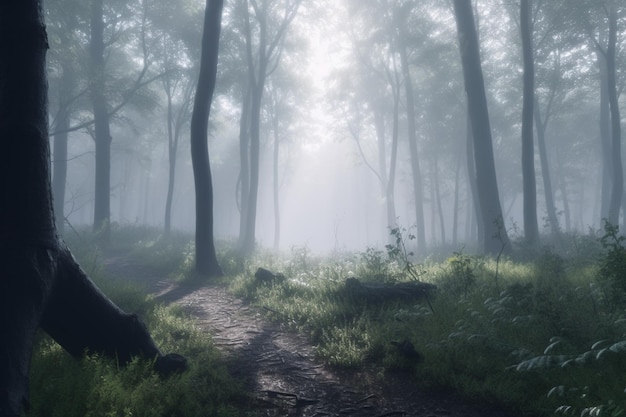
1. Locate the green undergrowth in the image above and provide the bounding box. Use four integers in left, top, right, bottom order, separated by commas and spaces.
229, 227, 626, 417
56, 224, 626, 416
26, 228, 243, 417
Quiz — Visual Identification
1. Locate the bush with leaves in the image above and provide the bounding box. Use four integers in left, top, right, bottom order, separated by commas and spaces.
598, 221, 626, 308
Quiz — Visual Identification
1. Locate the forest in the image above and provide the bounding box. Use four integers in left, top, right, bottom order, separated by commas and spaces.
1, 0, 626, 416
45, 0, 624, 255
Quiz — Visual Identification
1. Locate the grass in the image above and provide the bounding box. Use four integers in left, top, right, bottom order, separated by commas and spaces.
46, 224, 626, 417
228, 229, 626, 417
26, 227, 244, 417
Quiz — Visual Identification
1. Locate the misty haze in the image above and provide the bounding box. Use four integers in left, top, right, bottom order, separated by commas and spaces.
49, 0, 613, 255
2, 0, 626, 416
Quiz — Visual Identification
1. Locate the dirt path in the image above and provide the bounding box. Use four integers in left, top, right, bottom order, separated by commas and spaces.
103, 256, 522, 417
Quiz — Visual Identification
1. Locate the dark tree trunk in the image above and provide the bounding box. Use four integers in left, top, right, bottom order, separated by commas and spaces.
520, 0, 538, 243
90, 0, 112, 241
605, 7, 622, 227
190, 0, 224, 277
0, 3, 185, 416
453, 0, 511, 255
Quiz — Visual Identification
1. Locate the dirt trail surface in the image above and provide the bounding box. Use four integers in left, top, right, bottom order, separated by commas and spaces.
103, 256, 522, 417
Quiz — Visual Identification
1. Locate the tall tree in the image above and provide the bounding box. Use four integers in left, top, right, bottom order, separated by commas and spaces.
452, 0, 511, 255
190, 0, 224, 277
237, 0, 302, 255
604, 6, 622, 226
0, 2, 185, 415
583, 2, 623, 226
520, 0, 539, 242
395, 4, 427, 252
89, 0, 113, 239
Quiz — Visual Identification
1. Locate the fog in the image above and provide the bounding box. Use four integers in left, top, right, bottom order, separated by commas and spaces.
47, 0, 625, 256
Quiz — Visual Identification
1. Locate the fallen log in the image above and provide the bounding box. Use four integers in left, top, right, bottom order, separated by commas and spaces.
343, 277, 436, 304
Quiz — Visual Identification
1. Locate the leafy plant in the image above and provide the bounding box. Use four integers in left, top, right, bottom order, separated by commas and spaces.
385, 226, 424, 282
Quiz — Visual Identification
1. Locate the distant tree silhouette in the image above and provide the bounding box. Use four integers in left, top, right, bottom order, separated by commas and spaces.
452, 0, 511, 255
0, 2, 185, 415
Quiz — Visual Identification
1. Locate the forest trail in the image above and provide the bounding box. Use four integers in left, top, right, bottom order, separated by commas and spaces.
103, 255, 521, 417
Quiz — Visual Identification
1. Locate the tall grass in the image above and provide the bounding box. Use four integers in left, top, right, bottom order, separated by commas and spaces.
54, 225, 626, 416
230, 229, 626, 417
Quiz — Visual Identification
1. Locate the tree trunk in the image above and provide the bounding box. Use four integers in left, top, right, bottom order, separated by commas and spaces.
241, 79, 263, 255
452, 0, 511, 255
237, 84, 251, 246
372, 102, 398, 234
272, 113, 281, 252
555, 153, 571, 231
452, 152, 461, 246
606, 7, 622, 227
237, 0, 301, 256
466, 108, 483, 245
0, 3, 185, 415
90, 0, 112, 241
520, 0, 538, 243
398, 39, 426, 253
164, 87, 176, 237
433, 157, 446, 244
387, 80, 400, 232
597, 47, 612, 221
534, 97, 559, 235
190, 0, 224, 277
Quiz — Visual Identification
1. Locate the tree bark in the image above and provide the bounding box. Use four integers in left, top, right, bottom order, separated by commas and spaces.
0, 3, 185, 415
520, 0, 539, 243
452, 0, 511, 255
190, 0, 224, 277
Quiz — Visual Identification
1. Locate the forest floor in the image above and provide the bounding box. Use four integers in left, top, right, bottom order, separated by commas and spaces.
103, 254, 525, 417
